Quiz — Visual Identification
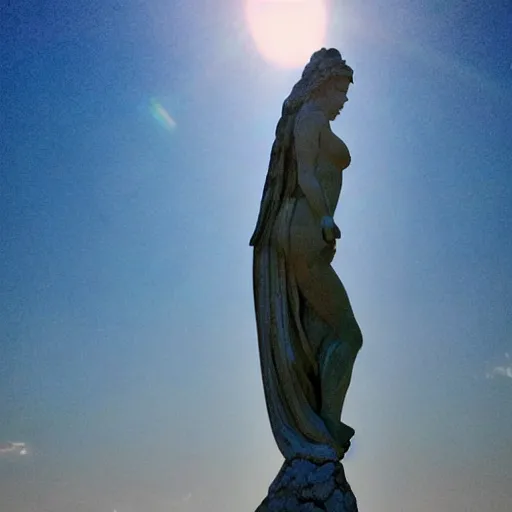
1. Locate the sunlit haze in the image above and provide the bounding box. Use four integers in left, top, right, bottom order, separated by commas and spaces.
1, 1, 512, 511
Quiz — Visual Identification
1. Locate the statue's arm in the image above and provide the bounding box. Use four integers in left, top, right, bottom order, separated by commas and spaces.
294, 110, 332, 221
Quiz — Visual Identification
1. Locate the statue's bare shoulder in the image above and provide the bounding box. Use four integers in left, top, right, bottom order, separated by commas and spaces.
295, 105, 328, 144
294, 105, 328, 168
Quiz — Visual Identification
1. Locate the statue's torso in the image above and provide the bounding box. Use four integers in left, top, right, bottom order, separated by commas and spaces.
290, 111, 351, 239
315, 123, 351, 214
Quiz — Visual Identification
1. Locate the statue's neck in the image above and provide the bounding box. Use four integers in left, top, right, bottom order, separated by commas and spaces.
305, 97, 331, 120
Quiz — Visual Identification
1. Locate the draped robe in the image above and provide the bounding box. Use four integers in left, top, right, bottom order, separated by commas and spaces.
250, 115, 339, 462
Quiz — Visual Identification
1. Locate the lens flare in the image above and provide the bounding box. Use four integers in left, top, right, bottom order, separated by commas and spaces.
246, 0, 327, 68
149, 98, 177, 131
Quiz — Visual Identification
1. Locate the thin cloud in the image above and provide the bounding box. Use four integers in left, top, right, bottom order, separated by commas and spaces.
0, 442, 28, 456
490, 366, 512, 379
486, 353, 512, 380
168, 492, 193, 510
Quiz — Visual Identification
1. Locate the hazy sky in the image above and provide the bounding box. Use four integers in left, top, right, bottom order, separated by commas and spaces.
1, 1, 511, 511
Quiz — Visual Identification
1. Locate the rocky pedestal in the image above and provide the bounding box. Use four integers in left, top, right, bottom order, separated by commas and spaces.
256, 458, 358, 512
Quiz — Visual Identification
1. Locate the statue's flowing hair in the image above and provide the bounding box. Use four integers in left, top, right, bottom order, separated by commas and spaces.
250, 48, 353, 248
250, 48, 354, 461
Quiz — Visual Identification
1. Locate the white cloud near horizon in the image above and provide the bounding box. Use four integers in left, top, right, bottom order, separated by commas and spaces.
489, 366, 512, 379
0, 442, 28, 456
486, 353, 512, 380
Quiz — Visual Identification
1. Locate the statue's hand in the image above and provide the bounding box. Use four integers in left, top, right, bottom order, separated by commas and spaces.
320, 216, 341, 243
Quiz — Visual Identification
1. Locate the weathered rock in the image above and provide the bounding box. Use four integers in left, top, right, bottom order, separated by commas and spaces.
256, 458, 358, 511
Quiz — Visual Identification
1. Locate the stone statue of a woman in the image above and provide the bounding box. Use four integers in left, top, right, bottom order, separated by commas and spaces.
250, 48, 363, 463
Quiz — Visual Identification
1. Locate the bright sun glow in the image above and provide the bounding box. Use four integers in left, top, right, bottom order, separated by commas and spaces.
246, 0, 327, 68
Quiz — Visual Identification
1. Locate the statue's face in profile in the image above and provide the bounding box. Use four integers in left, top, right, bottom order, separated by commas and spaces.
324, 77, 351, 121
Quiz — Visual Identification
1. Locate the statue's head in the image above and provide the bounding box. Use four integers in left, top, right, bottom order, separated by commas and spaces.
311, 73, 352, 121
282, 48, 353, 120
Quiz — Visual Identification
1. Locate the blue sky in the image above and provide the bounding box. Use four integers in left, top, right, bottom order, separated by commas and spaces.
1, 1, 511, 511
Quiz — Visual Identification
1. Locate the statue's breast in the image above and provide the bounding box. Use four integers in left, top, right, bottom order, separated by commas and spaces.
321, 129, 351, 171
